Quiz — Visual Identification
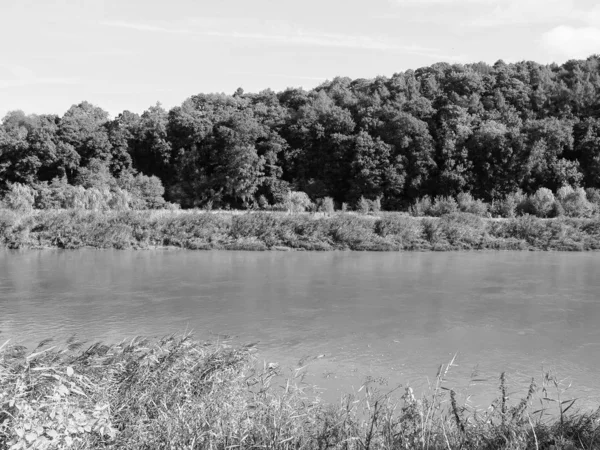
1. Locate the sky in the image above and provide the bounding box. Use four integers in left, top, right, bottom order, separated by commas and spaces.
0, 0, 599, 119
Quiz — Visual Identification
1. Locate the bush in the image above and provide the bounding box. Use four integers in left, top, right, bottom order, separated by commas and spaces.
437, 213, 486, 248
327, 215, 381, 249
529, 187, 556, 218
285, 191, 313, 213
494, 191, 527, 218
409, 196, 432, 216
586, 187, 600, 207
429, 196, 458, 216
159, 212, 231, 248
357, 196, 369, 214
119, 173, 166, 209
108, 188, 132, 211
560, 187, 595, 218
2, 183, 35, 212
375, 214, 423, 248
369, 197, 382, 214
320, 196, 335, 215
257, 195, 269, 209
457, 192, 488, 216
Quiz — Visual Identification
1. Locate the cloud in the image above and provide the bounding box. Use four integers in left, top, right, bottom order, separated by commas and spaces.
232, 72, 329, 82
0, 63, 78, 89
393, 0, 494, 3
102, 21, 192, 35
541, 25, 600, 59
393, 0, 595, 28
470, 0, 576, 26
101, 20, 441, 54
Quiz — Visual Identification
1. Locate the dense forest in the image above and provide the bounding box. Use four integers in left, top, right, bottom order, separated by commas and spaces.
2, 55, 600, 213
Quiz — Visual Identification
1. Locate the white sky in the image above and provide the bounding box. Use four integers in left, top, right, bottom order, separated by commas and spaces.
1, 0, 599, 118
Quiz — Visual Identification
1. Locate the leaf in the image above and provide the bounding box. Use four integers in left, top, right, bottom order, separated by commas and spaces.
46, 429, 58, 439
66, 366, 74, 377
57, 384, 69, 397
562, 399, 577, 415
25, 432, 38, 443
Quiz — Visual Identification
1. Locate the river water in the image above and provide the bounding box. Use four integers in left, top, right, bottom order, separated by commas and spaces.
2, 250, 600, 408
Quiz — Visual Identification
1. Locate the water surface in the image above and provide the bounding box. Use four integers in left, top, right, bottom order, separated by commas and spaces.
2, 250, 600, 406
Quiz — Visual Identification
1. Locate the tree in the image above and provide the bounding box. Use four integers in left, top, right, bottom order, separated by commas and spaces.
58, 102, 113, 173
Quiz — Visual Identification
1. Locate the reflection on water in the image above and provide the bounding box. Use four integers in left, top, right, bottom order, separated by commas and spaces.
1, 249, 600, 405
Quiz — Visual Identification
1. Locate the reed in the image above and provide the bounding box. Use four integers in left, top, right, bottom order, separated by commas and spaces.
1, 334, 599, 449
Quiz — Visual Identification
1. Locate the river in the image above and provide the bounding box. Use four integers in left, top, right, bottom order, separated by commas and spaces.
2, 249, 600, 408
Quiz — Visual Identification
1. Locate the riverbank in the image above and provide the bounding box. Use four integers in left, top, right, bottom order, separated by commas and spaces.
1, 334, 598, 449
2, 209, 600, 251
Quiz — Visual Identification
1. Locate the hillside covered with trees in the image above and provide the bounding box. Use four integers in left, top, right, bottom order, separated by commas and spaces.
2, 55, 600, 213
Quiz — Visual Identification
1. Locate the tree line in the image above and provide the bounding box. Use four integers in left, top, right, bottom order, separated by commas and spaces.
2, 55, 600, 211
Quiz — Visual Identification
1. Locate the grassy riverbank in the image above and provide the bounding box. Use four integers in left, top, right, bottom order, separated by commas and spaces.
2, 209, 600, 251
1, 334, 598, 449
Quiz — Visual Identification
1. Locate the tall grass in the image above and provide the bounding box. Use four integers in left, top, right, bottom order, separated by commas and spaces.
1, 334, 599, 449
2, 208, 600, 251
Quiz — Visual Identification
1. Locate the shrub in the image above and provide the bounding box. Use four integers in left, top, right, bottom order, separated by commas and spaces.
375, 214, 423, 248
560, 187, 594, 218
357, 196, 370, 214
529, 187, 556, 217
230, 213, 290, 247
437, 213, 486, 248
320, 196, 335, 215
586, 187, 600, 206
286, 191, 313, 213
2, 183, 35, 212
495, 191, 527, 218
108, 188, 132, 211
409, 196, 432, 216
457, 192, 488, 216
369, 197, 382, 214
327, 215, 379, 249
159, 213, 231, 248
556, 185, 575, 202
257, 195, 269, 209
429, 196, 458, 216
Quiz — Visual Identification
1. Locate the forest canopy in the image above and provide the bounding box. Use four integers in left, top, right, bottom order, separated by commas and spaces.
2, 55, 600, 212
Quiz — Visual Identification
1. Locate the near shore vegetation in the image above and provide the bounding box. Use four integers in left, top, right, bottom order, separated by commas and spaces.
1, 334, 599, 449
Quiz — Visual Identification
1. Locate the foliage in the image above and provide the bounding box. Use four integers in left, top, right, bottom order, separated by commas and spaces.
528, 187, 557, 218
357, 196, 370, 214
558, 186, 595, 218
369, 197, 382, 214
3, 56, 600, 213
2, 209, 600, 251
494, 190, 527, 218
285, 191, 313, 213
1, 183, 35, 212
2, 335, 599, 449
457, 192, 488, 216
320, 196, 335, 215
429, 196, 459, 216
